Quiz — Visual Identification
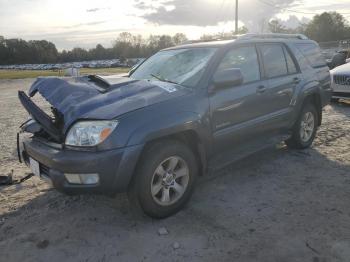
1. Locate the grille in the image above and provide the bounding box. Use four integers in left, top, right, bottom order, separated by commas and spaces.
333, 75, 350, 86
40, 163, 50, 177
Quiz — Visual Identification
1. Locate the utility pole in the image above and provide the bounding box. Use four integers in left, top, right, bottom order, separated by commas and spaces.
235, 0, 238, 34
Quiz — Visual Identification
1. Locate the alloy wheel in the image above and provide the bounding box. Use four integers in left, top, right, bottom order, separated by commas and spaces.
150, 156, 190, 206
300, 111, 315, 142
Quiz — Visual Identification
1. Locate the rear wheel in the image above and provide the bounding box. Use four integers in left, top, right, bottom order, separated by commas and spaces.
128, 140, 198, 219
285, 102, 318, 149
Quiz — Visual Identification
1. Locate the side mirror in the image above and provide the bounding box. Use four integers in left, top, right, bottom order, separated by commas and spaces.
213, 68, 244, 88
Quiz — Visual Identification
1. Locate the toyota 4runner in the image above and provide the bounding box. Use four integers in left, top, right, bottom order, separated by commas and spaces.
18, 34, 331, 218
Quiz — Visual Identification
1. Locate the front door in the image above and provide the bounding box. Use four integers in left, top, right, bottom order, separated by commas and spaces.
209, 45, 271, 152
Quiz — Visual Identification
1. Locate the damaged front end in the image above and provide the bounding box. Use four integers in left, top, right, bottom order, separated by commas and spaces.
15, 74, 188, 194
18, 91, 64, 143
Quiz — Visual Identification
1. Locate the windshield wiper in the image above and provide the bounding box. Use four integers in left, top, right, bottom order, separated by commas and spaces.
151, 74, 180, 85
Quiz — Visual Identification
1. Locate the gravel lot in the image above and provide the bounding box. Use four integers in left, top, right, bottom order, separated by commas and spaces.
0, 79, 349, 262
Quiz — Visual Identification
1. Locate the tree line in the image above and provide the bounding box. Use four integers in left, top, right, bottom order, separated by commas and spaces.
1, 12, 350, 65
268, 12, 350, 42
0, 33, 188, 65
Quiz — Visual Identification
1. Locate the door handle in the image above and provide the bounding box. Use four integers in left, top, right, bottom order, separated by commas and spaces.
293, 77, 301, 84
256, 85, 267, 94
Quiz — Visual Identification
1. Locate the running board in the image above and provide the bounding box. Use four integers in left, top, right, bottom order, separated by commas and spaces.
208, 134, 290, 172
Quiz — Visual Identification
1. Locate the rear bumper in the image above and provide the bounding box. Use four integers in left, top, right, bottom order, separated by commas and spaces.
21, 138, 143, 195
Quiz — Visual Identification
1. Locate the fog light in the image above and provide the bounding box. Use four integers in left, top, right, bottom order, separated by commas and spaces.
64, 173, 99, 185
80, 174, 99, 185
64, 174, 81, 184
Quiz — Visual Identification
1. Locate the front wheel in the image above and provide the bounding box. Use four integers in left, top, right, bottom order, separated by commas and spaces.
128, 140, 198, 219
285, 103, 318, 149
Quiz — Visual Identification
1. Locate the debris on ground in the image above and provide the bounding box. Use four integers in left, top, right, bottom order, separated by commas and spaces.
158, 227, 169, 236
173, 242, 180, 250
36, 239, 49, 249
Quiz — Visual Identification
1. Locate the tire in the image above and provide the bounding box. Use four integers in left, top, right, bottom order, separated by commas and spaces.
285, 102, 318, 149
128, 140, 198, 219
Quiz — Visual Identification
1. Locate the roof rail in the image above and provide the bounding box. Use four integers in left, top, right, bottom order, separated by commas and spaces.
181, 37, 238, 45
238, 33, 308, 40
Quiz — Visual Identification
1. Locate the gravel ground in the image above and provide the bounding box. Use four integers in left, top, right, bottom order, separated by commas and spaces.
0, 79, 349, 262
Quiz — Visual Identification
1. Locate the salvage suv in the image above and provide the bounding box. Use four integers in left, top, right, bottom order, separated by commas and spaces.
18, 34, 331, 218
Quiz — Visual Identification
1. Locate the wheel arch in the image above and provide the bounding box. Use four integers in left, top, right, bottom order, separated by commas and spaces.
302, 92, 322, 126
128, 129, 207, 193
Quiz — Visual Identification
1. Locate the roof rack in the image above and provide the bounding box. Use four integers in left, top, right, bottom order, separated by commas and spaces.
180, 33, 308, 46
237, 33, 308, 40
181, 37, 238, 45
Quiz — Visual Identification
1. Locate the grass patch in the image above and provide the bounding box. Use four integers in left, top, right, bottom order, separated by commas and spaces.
0, 67, 130, 79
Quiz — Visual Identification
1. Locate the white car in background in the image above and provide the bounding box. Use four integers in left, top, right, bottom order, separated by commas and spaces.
331, 62, 350, 102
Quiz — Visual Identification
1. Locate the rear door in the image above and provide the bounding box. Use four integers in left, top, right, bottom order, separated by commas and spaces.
258, 43, 302, 129
209, 45, 270, 151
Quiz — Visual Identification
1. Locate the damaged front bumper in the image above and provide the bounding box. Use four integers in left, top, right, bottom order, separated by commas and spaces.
17, 90, 142, 195
18, 135, 143, 195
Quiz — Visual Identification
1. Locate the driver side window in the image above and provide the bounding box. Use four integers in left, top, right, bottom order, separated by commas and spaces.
216, 46, 261, 84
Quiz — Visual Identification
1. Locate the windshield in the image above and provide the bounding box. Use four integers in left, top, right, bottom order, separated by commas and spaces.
131, 48, 217, 88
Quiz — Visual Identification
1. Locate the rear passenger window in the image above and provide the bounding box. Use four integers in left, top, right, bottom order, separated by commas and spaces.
296, 43, 327, 68
216, 46, 260, 84
261, 44, 288, 78
284, 47, 298, 74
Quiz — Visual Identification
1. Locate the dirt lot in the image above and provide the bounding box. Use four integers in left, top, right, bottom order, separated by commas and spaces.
0, 79, 349, 262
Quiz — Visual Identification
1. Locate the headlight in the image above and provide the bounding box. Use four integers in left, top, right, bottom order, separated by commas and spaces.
65, 120, 118, 147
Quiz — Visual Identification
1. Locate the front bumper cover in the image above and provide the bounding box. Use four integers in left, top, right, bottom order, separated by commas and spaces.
20, 137, 143, 195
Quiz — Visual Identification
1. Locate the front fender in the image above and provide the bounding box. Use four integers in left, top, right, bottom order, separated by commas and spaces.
126, 111, 206, 146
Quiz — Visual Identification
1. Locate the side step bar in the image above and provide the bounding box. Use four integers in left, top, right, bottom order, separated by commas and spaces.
18, 91, 62, 142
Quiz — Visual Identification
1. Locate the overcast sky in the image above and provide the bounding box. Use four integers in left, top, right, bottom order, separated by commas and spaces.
0, 0, 350, 50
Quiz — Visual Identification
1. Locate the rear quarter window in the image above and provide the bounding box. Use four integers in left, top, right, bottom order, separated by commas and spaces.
296, 43, 327, 68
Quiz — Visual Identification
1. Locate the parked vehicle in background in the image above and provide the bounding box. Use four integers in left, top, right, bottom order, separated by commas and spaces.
327, 49, 350, 69
0, 58, 144, 71
331, 62, 350, 102
17, 34, 331, 218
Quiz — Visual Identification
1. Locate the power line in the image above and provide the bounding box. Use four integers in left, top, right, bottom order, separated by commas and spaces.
257, 0, 350, 15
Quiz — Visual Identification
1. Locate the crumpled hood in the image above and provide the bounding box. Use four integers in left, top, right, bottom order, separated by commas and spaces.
28, 76, 189, 132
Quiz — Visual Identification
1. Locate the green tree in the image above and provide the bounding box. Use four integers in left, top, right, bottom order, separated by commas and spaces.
172, 33, 188, 45
268, 20, 288, 33
236, 26, 249, 35
304, 12, 350, 42
157, 35, 174, 49
90, 44, 107, 60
